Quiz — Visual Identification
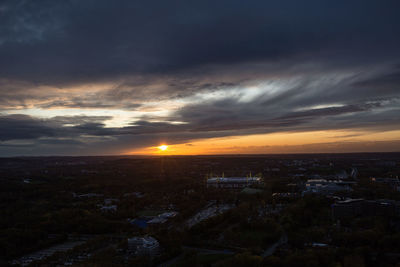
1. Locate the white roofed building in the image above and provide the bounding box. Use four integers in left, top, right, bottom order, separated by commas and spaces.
303, 179, 353, 195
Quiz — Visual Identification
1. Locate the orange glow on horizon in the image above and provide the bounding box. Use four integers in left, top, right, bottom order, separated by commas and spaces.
125, 129, 400, 155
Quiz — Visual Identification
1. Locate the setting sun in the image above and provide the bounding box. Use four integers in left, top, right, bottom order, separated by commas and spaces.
158, 145, 168, 151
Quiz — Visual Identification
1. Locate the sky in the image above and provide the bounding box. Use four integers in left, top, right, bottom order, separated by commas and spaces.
0, 0, 400, 156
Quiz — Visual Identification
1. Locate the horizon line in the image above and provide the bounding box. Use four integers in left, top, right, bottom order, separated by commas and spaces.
1, 151, 400, 158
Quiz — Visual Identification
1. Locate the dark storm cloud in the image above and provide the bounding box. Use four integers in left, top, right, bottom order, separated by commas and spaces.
0, 114, 114, 141
0, 0, 399, 108
1, 0, 400, 84
0, 114, 55, 141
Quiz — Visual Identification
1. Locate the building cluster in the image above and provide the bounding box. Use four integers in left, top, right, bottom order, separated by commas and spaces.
371, 177, 400, 192
332, 198, 400, 220
206, 176, 261, 189
303, 179, 355, 196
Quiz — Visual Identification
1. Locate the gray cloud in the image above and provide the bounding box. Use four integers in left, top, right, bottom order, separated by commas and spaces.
0, 115, 115, 141
1, 96, 399, 155
0, 0, 400, 84
1, 0, 400, 155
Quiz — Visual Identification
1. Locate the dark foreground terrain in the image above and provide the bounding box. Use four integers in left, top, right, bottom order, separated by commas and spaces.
1, 153, 400, 266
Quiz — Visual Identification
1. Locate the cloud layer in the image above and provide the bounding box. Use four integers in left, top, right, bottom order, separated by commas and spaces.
1, 0, 400, 155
